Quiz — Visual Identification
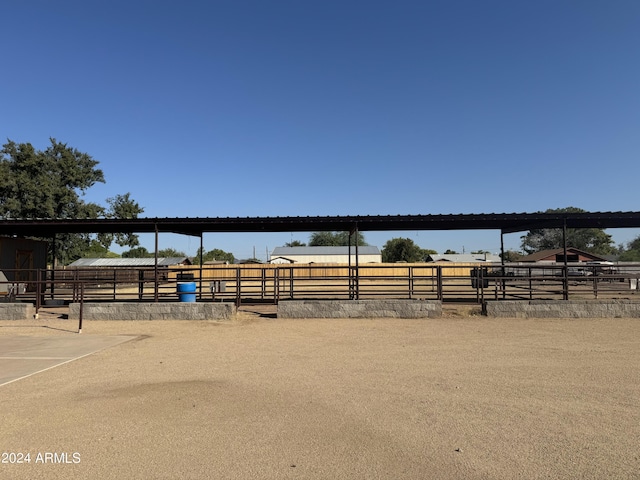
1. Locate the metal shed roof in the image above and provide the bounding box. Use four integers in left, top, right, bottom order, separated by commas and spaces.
68, 257, 190, 267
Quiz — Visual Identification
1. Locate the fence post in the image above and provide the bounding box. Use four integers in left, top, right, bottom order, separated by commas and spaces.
78, 282, 84, 334
36, 270, 42, 314
408, 266, 413, 299
235, 267, 241, 308
73, 269, 79, 302
289, 267, 294, 299
352, 266, 355, 300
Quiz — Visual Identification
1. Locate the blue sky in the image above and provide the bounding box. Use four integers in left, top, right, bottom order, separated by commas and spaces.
2, 1, 639, 260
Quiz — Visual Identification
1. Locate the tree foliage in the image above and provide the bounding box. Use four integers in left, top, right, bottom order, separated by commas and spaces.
520, 207, 615, 255
0, 139, 104, 219
121, 247, 152, 258
83, 240, 120, 258
0, 138, 144, 264
121, 246, 191, 259
98, 193, 144, 249
382, 238, 425, 263
191, 248, 235, 264
308, 231, 367, 246
500, 250, 522, 262
285, 240, 306, 247
158, 248, 186, 258
618, 236, 640, 261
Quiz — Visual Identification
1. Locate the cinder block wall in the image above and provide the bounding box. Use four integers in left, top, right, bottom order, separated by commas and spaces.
485, 300, 640, 318
68, 302, 235, 321
278, 300, 442, 319
0, 303, 35, 320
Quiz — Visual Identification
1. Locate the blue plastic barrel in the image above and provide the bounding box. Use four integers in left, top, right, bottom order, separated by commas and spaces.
177, 282, 197, 302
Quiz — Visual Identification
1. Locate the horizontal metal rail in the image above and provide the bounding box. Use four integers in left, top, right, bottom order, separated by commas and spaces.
2, 263, 639, 308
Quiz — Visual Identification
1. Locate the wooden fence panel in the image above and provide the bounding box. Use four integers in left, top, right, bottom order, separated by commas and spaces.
169, 262, 491, 280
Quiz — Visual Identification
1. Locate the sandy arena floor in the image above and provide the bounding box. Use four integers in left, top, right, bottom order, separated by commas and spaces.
1, 309, 639, 479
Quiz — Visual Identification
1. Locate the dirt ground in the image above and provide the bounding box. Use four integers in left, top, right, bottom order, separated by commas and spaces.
1, 307, 639, 479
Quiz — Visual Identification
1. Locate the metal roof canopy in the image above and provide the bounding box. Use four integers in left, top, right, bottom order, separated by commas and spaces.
1, 211, 640, 237
67, 257, 190, 267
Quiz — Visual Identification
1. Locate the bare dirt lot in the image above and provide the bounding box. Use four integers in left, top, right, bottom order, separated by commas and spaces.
1, 309, 639, 479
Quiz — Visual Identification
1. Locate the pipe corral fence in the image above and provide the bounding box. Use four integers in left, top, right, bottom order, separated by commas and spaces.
2, 262, 640, 311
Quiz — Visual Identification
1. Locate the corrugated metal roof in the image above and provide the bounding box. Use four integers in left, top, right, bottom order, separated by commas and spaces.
68, 257, 190, 267
271, 246, 381, 256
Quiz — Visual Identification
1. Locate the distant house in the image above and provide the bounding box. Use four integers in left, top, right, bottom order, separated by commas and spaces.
426, 253, 501, 263
505, 248, 616, 277
268, 256, 296, 264
269, 246, 382, 264
516, 248, 608, 263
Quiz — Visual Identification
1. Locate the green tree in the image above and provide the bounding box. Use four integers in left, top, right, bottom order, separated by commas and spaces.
0, 138, 143, 264
285, 240, 306, 247
444, 249, 458, 254
97, 193, 144, 249
122, 246, 153, 258
309, 232, 337, 246
520, 207, 615, 255
619, 236, 640, 261
309, 231, 367, 246
382, 238, 425, 263
191, 247, 235, 264
0, 139, 104, 219
500, 250, 522, 262
83, 240, 120, 258
158, 248, 186, 258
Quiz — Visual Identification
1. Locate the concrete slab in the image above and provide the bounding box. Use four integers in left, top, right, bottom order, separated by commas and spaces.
0, 335, 137, 387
